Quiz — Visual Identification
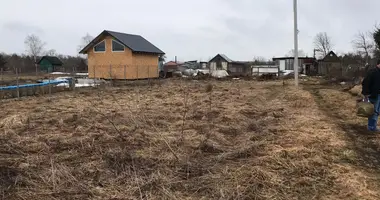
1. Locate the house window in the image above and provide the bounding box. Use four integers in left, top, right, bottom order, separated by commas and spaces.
285, 59, 294, 70
230, 67, 236, 72
94, 40, 105, 52
112, 40, 125, 52
217, 62, 223, 70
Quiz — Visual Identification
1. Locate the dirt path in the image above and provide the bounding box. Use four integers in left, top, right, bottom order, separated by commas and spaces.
304, 83, 380, 199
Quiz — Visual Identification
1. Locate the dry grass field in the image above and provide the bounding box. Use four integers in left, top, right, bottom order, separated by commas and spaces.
0, 74, 53, 86
1, 78, 380, 199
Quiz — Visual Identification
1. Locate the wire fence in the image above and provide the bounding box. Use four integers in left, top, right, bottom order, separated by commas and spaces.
0, 63, 163, 100
0, 67, 78, 100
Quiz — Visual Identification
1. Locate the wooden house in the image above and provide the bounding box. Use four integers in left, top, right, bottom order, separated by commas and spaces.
228, 61, 252, 77
200, 62, 208, 69
317, 51, 341, 76
272, 56, 315, 75
37, 56, 63, 72
79, 30, 165, 79
208, 54, 251, 76
160, 61, 182, 78
209, 54, 232, 72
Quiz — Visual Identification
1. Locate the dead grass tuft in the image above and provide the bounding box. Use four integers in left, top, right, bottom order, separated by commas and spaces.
349, 85, 362, 96
0, 114, 29, 134
205, 83, 213, 92
198, 141, 224, 153
247, 121, 262, 132
218, 126, 240, 137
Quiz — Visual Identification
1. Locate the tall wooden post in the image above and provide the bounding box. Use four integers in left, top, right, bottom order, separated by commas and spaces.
109, 64, 112, 86
93, 65, 96, 87
257, 67, 260, 77
124, 65, 127, 84
136, 65, 139, 80
0, 68, 3, 83
48, 75, 52, 100
148, 65, 150, 84
16, 68, 20, 99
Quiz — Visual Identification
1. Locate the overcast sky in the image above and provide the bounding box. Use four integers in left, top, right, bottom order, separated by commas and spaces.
0, 0, 379, 61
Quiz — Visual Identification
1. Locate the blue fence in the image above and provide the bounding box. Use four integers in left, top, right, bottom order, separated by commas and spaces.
0, 80, 68, 91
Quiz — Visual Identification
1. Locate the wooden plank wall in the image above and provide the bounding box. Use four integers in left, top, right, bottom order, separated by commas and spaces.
87, 36, 159, 80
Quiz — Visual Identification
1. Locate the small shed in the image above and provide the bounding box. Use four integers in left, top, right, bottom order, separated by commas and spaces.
272, 56, 315, 75
208, 54, 252, 77
209, 54, 232, 71
317, 51, 341, 76
200, 62, 208, 69
160, 61, 182, 78
228, 61, 252, 77
37, 56, 63, 72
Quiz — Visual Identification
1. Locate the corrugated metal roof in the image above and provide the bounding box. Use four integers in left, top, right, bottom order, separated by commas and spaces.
79, 30, 164, 54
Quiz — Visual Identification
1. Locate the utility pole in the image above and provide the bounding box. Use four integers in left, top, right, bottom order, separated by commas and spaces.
293, 0, 299, 86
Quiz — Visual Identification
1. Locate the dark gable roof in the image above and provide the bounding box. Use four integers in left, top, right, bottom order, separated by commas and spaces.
219, 54, 233, 62
79, 30, 164, 54
320, 51, 340, 62
37, 56, 63, 66
209, 54, 233, 63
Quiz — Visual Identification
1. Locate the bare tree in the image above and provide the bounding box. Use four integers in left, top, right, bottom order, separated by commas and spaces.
45, 49, 58, 56
159, 55, 167, 62
24, 34, 46, 75
286, 49, 306, 57
0, 54, 7, 70
314, 32, 332, 58
77, 33, 94, 53
373, 24, 380, 59
352, 31, 374, 63
253, 56, 267, 62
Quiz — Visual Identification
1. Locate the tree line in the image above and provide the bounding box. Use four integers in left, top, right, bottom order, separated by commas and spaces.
253, 24, 380, 66
1, 26, 380, 74
0, 33, 94, 74
311, 24, 379, 64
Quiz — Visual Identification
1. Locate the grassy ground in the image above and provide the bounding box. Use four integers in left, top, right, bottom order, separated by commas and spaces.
0, 73, 73, 86
1, 78, 380, 199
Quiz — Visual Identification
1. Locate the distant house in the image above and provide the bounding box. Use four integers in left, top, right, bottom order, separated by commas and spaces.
37, 56, 63, 72
79, 30, 165, 79
272, 56, 315, 75
200, 62, 208, 69
251, 62, 279, 76
209, 54, 232, 71
228, 61, 253, 77
208, 54, 251, 76
160, 61, 182, 78
163, 61, 181, 69
317, 51, 341, 76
